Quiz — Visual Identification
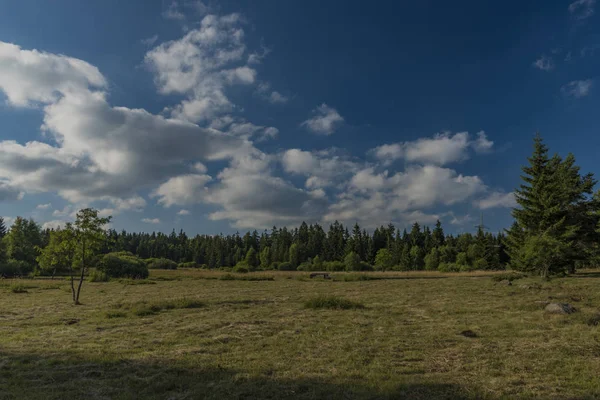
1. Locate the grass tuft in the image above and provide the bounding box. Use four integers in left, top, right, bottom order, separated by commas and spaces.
10, 283, 27, 293
491, 272, 526, 282
118, 279, 156, 285
304, 295, 365, 310
105, 311, 127, 319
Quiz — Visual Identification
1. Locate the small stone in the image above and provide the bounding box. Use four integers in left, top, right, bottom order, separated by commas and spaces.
545, 303, 576, 314
499, 280, 512, 286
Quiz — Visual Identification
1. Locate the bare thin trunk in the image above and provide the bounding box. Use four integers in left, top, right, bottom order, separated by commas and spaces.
74, 239, 85, 305
70, 268, 76, 304
51, 268, 56, 280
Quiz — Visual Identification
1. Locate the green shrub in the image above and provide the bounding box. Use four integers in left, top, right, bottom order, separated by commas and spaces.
297, 262, 316, 271
473, 258, 489, 270
269, 262, 280, 270
491, 272, 526, 282
178, 262, 201, 269
304, 295, 365, 310
438, 263, 461, 273
219, 273, 235, 280
233, 263, 249, 273
324, 261, 346, 271
145, 258, 178, 270
99, 253, 149, 279
88, 269, 110, 282
0, 260, 33, 278
10, 283, 27, 293
278, 262, 296, 271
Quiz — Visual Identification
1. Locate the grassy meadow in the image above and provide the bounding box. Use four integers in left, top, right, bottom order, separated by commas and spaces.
2, 269, 600, 399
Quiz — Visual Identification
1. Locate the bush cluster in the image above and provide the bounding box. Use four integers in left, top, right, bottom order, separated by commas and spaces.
98, 252, 149, 279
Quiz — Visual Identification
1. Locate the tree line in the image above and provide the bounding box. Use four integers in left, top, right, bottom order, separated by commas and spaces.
0, 134, 598, 283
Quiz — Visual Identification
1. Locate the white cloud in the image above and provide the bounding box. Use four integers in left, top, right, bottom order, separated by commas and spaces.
36, 203, 51, 210
281, 148, 361, 189
42, 220, 66, 230
162, 1, 185, 20
562, 79, 593, 98
472, 131, 494, 153
0, 42, 106, 107
145, 14, 257, 123
371, 131, 492, 166
2, 216, 14, 227
448, 213, 474, 226
325, 165, 486, 228
569, 0, 595, 20
142, 218, 161, 224
533, 55, 554, 71
141, 35, 159, 47
474, 191, 517, 209
177, 209, 190, 215
268, 91, 289, 104
301, 104, 344, 135
151, 174, 212, 206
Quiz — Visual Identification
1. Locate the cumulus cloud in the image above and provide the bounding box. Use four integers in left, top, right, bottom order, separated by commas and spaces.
36, 203, 52, 210
301, 104, 344, 135
562, 79, 593, 98
142, 218, 161, 224
42, 220, 67, 230
324, 165, 486, 228
474, 191, 517, 209
145, 14, 258, 123
281, 148, 361, 189
569, 0, 595, 20
151, 174, 212, 207
0, 42, 106, 107
370, 131, 492, 166
0, 28, 509, 231
533, 55, 554, 71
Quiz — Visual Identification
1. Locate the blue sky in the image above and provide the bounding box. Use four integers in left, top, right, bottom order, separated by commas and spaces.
0, 0, 598, 235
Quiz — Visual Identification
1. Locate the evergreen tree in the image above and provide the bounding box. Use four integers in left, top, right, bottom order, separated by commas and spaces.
506, 134, 596, 277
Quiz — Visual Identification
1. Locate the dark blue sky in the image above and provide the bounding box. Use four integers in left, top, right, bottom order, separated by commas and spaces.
0, 0, 598, 235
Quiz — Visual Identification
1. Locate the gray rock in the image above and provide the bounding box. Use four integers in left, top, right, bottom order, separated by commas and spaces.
499, 279, 512, 286
545, 303, 576, 314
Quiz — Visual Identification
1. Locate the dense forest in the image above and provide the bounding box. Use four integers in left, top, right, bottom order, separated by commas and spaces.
1, 134, 599, 279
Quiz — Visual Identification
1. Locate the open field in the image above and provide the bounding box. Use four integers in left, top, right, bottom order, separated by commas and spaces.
2, 269, 600, 399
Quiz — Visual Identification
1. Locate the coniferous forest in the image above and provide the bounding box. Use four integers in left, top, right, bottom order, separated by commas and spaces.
1, 134, 599, 278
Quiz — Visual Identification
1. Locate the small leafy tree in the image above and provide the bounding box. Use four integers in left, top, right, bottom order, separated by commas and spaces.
424, 247, 440, 271
259, 246, 271, 269
36, 226, 76, 279
245, 247, 258, 270
344, 251, 361, 271
71, 208, 111, 305
374, 248, 393, 271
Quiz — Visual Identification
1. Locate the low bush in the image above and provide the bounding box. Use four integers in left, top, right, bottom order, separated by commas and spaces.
178, 262, 202, 269
278, 262, 296, 271
0, 260, 34, 278
145, 258, 178, 270
491, 272, 526, 282
324, 261, 346, 272
438, 263, 461, 273
233, 263, 249, 273
219, 274, 235, 280
88, 269, 110, 282
304, 295, 365, 310
99, 253, 149, 279
10, 283, 27, 293
335, 273, 376, 282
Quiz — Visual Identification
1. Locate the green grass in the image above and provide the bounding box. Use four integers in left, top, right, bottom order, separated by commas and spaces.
2, 269, 600, 399
9, 283, 28, 293
304, 295, 365, 309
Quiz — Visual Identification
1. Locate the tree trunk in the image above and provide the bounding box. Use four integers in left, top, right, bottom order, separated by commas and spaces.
51, 268, 56, 280
74, 239, 85, 305
70, 268, 76, 304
